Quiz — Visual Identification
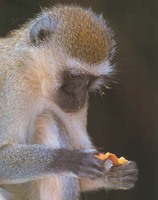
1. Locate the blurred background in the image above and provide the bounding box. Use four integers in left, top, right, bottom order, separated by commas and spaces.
0, 0, 157, 199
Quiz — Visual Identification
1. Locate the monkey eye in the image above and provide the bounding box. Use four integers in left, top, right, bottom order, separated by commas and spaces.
69, 73, 82, 79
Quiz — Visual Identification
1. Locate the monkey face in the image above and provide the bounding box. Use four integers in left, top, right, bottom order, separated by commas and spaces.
54, 71, 92, 113
54, 70, 109, 113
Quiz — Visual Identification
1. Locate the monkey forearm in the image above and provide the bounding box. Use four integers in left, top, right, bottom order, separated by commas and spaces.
0, 145, 72, 184
0, 144, 104, 185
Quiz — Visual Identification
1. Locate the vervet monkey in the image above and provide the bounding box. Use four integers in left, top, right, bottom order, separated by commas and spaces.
0, 4, 138, 200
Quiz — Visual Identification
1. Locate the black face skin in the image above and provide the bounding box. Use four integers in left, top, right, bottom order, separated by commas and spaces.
55, 71, 97, 113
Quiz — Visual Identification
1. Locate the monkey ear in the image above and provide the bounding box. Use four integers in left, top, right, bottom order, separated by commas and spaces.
30, 16, 57, 45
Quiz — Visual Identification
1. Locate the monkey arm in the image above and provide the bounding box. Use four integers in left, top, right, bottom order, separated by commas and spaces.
0, 145, 103, 184
0, 145, 67, 184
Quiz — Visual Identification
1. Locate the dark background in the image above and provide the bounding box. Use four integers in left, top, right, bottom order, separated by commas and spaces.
0, 0, 157, 200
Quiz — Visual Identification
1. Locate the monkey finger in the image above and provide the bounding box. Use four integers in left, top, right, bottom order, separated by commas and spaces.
104, 175, 138, 190
80, 149, 100, 155
86, 156, 104, 171
109, 167, 138, 177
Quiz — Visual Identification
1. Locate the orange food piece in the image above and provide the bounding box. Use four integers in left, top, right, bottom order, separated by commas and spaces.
96, 152, 128, 165
118, 157, 128, 165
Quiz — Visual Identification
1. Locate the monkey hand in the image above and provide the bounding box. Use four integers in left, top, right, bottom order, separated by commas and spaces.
104, 161, 138, 190
57, 149, 104, 179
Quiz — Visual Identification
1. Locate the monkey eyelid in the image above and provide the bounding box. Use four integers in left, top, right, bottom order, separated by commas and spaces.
68, 72, 82, 79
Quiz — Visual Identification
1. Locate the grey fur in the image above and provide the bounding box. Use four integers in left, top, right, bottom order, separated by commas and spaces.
0, 145, 103, 184
30, 16, 58, 45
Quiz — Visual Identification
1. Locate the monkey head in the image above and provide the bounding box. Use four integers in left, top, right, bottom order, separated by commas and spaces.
28, 5, 115, 113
